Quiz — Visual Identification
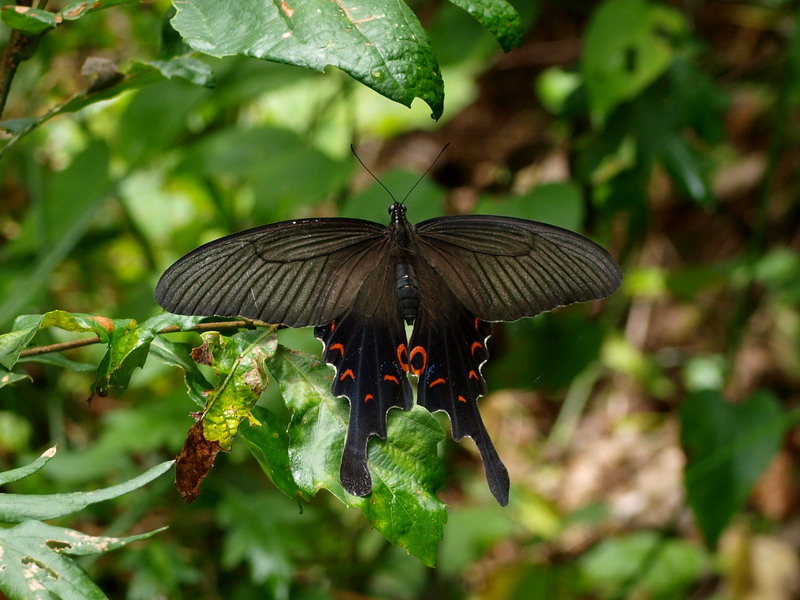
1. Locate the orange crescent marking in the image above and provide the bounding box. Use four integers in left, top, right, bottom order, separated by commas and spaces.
383, 374, 400, 384
330, 321, 336, 332
468, 370, 479, 381
339, 369, 355, 381
408, 346, 427, 376
470, 341, 483, 354
397, 344, 409, 372
429, 378, 446, 389
364, 394, 374, 402
458, 396, 468, 403
329, 343, 345, 355
474, 318, 481, 330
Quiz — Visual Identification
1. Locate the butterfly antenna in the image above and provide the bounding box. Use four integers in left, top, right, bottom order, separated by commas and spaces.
350, 144, 399, 204
350, 143, 451, 205
401, 142, 450, 204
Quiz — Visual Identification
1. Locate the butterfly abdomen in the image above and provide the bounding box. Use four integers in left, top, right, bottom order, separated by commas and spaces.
395, 261, 419, 325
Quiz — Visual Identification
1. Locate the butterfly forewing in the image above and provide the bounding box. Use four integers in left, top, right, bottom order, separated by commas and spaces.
155, 219, 387, 327
415, 215, 622, 322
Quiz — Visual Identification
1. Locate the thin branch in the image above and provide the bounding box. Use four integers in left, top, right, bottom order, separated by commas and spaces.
18, 319, 273, 358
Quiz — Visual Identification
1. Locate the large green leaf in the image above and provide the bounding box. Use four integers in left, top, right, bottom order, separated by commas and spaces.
681, 389, 785, 547
263, 344, 447, 566
171, 0, 445, 118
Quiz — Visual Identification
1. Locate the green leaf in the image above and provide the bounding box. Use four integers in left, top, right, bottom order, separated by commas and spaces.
0, 446, 56, 486
579, 531, 708, 599
58, 0, 141, 21
170, 0, 445, 119
0, 521, 164, 600
196, 330, 277, 450
0, 310, 115, 370
0, 369, 31, 388
582, 0, 687, 122
149, 336, 214, 408
58, 58, 215, 115
92, 314, 208, 397
475, 182, 585, 232
0, 460, 174, 522
681, 389, 785, 547
267, 345, 447, 566
242, 406, 307, 500
446, 0, 524, 52
0, 6, 57, 34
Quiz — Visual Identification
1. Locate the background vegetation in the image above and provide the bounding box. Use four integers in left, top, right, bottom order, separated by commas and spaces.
1, 0, 800, 598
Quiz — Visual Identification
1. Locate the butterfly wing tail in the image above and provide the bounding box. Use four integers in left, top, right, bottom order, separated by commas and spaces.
316, 315, 412, 497
412, 313, 510, 505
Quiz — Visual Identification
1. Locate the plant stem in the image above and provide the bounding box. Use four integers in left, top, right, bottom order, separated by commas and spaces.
18, 319, 272, 357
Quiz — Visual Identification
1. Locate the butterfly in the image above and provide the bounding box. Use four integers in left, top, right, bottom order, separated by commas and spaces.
155, 201, 622, 505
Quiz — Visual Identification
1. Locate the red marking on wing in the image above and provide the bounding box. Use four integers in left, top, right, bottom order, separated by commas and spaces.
429, 378, 445, 388
409, 346, 427, 376
383, 374, 400, 384
339, 369, 355, 381
364, 394, 374, 402
330, 321, 336, 332
474, 318, 481, 330
470, 341, 483, 354
458, 396, 467, 403
329, 342, 345, 355
397, 344, 409, 372
468, 370, 479, 381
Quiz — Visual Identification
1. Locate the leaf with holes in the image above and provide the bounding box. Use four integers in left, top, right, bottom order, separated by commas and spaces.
0, 521, 164, 600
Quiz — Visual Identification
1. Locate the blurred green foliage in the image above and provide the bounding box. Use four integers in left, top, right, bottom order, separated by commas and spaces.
2, 0, 800, 598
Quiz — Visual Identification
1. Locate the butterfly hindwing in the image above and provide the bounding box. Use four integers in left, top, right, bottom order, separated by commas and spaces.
410, 288, 510, 505
316, 315, 412, 496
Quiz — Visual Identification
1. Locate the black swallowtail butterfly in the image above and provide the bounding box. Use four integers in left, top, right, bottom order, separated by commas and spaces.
155, 201, 621, 505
